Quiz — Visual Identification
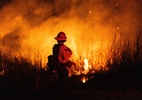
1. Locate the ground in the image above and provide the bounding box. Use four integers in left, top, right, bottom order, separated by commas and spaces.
0, 67, 142, 100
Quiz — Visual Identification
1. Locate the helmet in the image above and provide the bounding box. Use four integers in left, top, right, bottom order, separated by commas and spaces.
55, 31, 67, 41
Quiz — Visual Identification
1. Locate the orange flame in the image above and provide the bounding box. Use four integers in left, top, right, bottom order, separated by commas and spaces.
1, 0, 142, 75
81, 76, 88, 83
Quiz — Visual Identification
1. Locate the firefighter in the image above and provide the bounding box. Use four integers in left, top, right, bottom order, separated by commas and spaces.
52, 31, 74, 94
53, 31, 73, 79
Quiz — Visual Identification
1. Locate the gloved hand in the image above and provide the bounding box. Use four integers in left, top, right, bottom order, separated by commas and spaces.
66, 60, 76, 68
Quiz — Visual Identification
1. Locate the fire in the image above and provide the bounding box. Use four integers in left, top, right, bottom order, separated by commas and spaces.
83, 58, 89, 70
1, 0, 142, 75
80, 58, 92, 74
81, 76, 88, 83
0, 70, 5, 76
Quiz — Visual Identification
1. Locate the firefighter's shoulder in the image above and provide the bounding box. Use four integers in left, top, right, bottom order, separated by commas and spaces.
59, 44, 66, 48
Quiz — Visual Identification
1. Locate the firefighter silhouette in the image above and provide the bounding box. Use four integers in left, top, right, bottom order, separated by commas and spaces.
47, 31, 75, 93
48, 32, 75, 92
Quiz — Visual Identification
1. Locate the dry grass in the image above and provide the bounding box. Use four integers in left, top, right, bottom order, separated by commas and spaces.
0, 32, 142, 99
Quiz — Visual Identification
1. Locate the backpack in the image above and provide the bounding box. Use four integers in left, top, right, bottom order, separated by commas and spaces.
47, 44, 60, 74
47, 55, 57, 74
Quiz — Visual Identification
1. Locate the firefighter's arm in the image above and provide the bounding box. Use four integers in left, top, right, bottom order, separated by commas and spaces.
58, 55, 68, 63
58, 56, 68, 63
66, 46, 72, 54
66, 46, 72, 58
58, 45, 68, 63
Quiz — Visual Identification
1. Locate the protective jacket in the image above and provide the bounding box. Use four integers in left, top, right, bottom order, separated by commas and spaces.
53, 44, 72, 64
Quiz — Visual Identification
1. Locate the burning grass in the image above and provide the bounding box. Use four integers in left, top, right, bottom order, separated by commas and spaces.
0, 48, 142, 100
0, 39, 142, 91
0, 0, 142, 99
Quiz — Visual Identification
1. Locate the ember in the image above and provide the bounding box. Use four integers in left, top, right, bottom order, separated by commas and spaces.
81, 76, 88, 83
0, 70, 5, 76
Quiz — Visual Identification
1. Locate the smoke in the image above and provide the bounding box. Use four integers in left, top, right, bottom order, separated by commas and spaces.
0, 0, 142, 67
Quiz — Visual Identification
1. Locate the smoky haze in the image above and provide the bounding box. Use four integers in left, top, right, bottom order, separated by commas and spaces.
0, 0, 142, 68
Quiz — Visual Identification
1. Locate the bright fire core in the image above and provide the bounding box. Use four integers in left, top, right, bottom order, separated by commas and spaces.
1, 0, 142, 75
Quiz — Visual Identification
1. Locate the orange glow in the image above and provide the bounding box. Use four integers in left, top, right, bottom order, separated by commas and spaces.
1, 0, 142, 75
81, 76, 88, 83
83, 58, 89, 70
0, 70, 5, 76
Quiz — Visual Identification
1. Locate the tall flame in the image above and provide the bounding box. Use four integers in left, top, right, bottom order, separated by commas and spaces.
83, 58, 89, 70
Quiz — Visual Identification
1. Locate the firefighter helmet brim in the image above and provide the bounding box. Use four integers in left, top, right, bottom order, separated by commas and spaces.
55, 31, 67, 41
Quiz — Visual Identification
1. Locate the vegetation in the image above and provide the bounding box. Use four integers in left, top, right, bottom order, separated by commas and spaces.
0, 33, 142, 99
